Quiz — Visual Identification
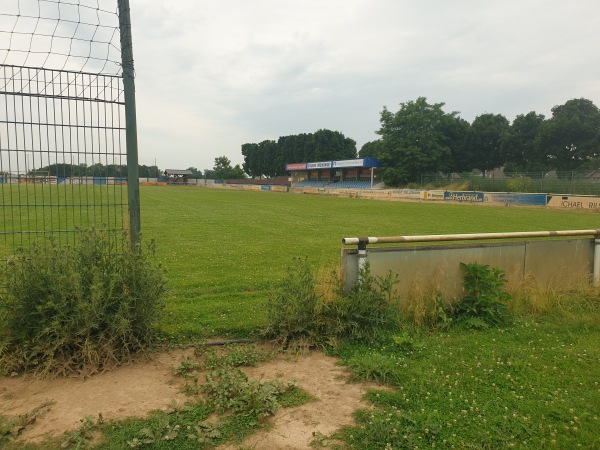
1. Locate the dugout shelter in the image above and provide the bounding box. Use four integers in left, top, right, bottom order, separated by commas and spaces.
287, 158, 383, 189
164, 169, 193, 184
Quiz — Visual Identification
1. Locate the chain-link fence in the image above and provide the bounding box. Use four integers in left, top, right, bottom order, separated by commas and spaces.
0, 0, 139, 258
417, 171, 600, 196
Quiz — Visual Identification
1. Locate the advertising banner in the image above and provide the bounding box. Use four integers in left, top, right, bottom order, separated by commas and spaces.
444, 191, 484, 202
260, 185, 272, 191
332, 159, 364, 168
484, 193, 547, 206
390, 189, 425, 200
425, 190, 445, 201
307, 161, 333, 169
286, 163, 307, 171
547, 195, 600, 210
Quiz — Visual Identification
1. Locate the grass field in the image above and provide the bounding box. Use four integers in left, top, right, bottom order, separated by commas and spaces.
2, 186, 600, 448
125, 187, 600, 448
139, 186, 600, 340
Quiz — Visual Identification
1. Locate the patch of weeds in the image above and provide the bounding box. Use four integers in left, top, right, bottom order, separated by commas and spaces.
173, 356, 203, 397
264, 260, 402, 348
277, 386, 317, 408
201, 344, 273, 370
95, 403, 216, 449
222, 343, 273, 367
126, 417, 181, 447
0, 401, 54, 446
0, 230, 166, 377
310, 430, 335, 448
61, 415, 102, 449
184, 420, 222, 445
442, 262, 512, 329
322, 266, 401, 345
173, 357, 203, 377
182, 376, 201, 396
154, 343, 296, 448
344, 351, 405, 385
391, 332, 425, 353
202, 367, 293, 417
263, 257, 323, 348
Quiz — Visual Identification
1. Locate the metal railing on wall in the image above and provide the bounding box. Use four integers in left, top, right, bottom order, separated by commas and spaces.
341, 230, 600, 297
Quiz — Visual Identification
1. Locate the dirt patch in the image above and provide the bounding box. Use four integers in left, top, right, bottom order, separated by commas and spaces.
0, 349, 194, 443
221, 351, 379, 450
0, 348, 380, 448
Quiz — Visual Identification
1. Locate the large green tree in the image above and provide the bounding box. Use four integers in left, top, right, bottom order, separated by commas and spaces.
212, 156, 246, 180
376, 97, 467, 186
502, 112, 547, 172
241, 143, 261, 178
311, 129, 357, 161
537, 98, 600, 171
241, 129, 356, 177
358, 140, 384, 159
186, 167, 203, 179
464, 113, 510, 173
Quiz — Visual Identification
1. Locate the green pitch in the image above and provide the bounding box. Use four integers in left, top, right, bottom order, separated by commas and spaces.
140, 186, 600, 340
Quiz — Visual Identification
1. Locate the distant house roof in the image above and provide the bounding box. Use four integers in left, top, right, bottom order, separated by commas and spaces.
164, 169, 193, 176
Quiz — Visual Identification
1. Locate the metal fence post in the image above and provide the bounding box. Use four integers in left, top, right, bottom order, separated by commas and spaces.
594, 234, 600, 286
570, 171, 574, 194
357, 238, 368, 282
118, 0, 141, 250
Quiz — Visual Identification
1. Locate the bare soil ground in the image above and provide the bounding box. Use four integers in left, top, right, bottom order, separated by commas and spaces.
0, 347, 379, 449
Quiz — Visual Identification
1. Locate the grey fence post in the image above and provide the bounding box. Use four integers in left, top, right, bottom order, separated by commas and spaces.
118, 0, 141, 250
357, 238, 368, 282
594, 235, 600, 286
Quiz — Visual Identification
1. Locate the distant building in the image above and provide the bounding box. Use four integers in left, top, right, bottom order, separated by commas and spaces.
286, 158, 384, 189
164, 169, 193, 184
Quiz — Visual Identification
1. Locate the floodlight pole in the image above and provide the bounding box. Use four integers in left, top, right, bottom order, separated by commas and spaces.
118, 0, 141, 251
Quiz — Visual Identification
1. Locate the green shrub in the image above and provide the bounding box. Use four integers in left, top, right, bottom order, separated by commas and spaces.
0, 230, 166, 377
263, 257, 323, 347
446, 262, 512, 328
322, 265, 401, 344
264, 260, 401, 347
506, 175, 533, 192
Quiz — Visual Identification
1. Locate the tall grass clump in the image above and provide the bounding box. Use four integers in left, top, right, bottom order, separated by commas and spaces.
264, 259, 401, 347
0, 230, 166, 377
263, 257, 322, 347
321, 266, 401, 344
399, 262, 513, 329
507, 271, 600, 321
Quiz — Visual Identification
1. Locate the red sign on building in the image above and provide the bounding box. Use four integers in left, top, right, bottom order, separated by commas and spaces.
286, 163, 307, 171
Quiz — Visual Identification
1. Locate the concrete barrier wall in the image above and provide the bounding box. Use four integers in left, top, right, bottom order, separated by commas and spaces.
214, 183, 289, 192
484, 192, 548, 206
547, 195, 600, 210
6, 175, 600, 210
291, 186, 600, 210
341, 238, 594, 298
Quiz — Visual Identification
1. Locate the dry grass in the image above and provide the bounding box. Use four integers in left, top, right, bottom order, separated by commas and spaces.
507, 271, 600, 317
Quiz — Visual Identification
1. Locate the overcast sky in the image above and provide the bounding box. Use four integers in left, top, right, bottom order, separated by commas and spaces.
3, 0, 599, 172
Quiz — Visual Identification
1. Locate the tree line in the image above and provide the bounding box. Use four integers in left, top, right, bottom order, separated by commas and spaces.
31, 159, 245, 182
241, 129, 357, 178
362, 97, 600, 186
29, 97, 600, 188
29, 163, 161, 178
